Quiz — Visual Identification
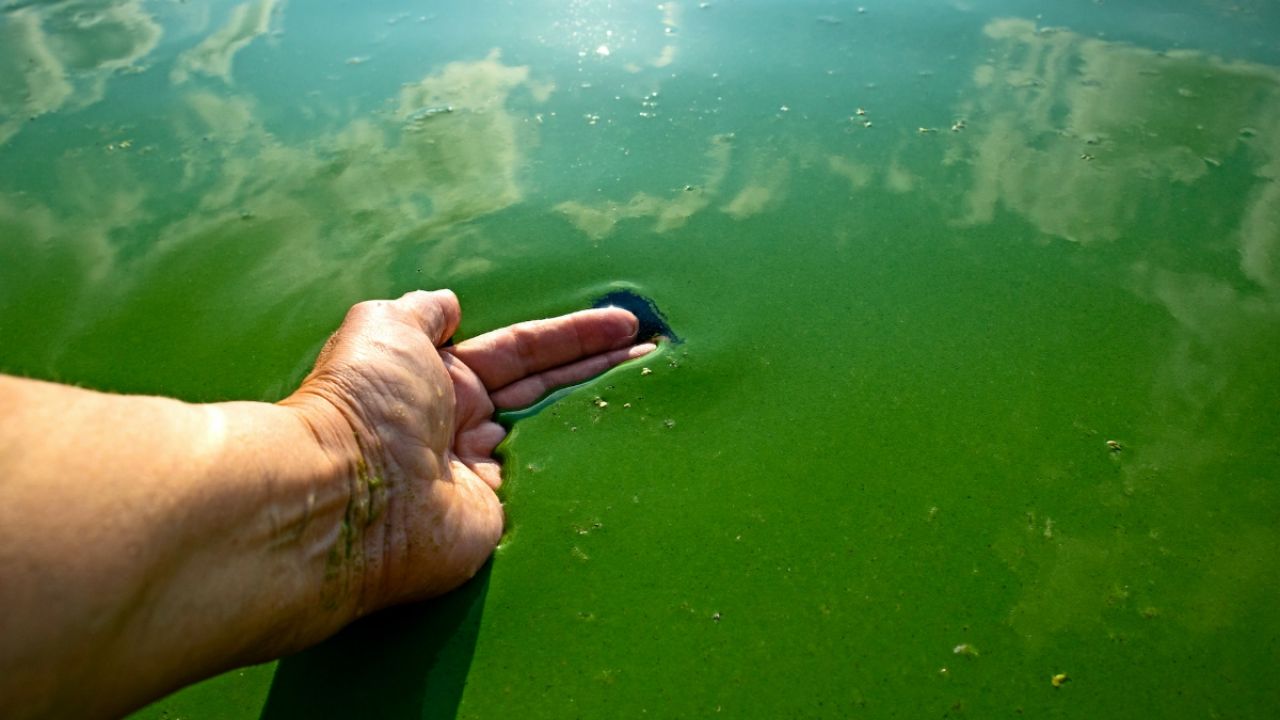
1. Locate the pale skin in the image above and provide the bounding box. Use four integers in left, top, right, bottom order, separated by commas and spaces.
0, 289, 655, 719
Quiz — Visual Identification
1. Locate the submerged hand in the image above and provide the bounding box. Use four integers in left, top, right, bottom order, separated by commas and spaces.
284, 290, 654, 614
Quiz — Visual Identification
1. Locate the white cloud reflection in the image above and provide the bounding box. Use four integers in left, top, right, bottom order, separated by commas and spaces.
722, 157, 789, 220
555, 132, 734, 240
952, 18, 1280, 253
0, 0, 160, 144
949, 18, 1280, 641
158, 49, 545, 289
171, 0, 281, 84
0, 48, 552, 362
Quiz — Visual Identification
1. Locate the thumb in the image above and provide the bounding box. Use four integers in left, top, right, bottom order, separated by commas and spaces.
397, 289, 462, 347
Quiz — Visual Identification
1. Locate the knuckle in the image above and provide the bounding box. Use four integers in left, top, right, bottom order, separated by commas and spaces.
346, 299, 385, 321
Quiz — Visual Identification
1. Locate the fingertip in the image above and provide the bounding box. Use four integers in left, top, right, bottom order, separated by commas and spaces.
400, 288, 461, 346
425, 288, 461, 318
435, 290, 462, 339
619, 308, 640, 336
594, 306, 640, 347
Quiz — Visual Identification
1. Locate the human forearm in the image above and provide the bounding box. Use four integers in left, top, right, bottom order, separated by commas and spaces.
0, 290, 652, 718
0, 375, 356, 718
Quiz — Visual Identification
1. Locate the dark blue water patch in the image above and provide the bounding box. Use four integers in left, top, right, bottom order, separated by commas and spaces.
592, 289, 681, 344
491, 291, 677, 425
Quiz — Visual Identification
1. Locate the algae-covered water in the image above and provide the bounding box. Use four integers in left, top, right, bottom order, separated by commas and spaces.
3, 0, 1279, 717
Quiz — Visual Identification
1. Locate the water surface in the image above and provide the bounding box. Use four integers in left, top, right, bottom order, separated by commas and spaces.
2, 0, 1278, 717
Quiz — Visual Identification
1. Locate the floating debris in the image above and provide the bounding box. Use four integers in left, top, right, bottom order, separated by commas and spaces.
593, 397, 609, 409
1106, 440, 1123, 453
953, 643, 979, 658
1051, 673, 1070, 688
406, 105, 454, 124
345, 56, 370, 65
855, 107, 867, 116
951, 119, 967, 132
641, 367, 653, 376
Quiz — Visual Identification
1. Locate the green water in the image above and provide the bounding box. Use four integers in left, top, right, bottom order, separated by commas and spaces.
3, 0, 1279, 717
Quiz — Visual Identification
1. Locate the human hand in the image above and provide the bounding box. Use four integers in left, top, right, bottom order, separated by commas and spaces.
284, 290, 654, 616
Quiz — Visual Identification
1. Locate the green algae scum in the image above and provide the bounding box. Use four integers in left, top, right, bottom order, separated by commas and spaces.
3, 0, 1280, 717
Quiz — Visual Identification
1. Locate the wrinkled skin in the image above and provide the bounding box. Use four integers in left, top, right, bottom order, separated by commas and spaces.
283, 289, 655, 613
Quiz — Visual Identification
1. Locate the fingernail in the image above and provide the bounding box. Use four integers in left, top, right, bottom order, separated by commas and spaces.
628, 342, 658, 357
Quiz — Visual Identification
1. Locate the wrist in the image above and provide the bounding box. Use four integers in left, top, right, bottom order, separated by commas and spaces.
197, 398, 365, 660
271, 388, 390, 629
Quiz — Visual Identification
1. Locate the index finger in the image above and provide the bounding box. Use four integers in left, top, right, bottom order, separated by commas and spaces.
447, 308, 639, 391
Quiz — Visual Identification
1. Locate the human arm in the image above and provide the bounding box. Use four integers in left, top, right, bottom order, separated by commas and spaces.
0, 289, 654, 719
